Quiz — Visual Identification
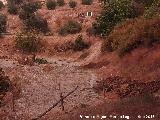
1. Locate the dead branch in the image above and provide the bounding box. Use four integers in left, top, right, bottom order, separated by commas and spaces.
32, 86, 79, 120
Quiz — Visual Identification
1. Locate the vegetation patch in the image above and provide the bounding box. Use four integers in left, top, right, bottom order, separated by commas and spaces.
69, 0, 77, 8
7, 3, 18, 15
58, 20, 81, 35
24, 15, 49, 33
15, 31, 41, 53
0, 68, 11, 95
21, 1, 41, 14
0, 14, 6, 35
103, 16, 160, 57
71, 35, 90, 51
34, 58, 48, 64
82, 0, 92, 5
0, 1, 4, 9
46, 0, 56, 10
95, 0, 139, 36
57, 0, 65, 6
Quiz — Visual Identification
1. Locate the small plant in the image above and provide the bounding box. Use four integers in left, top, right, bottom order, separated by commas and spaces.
15, 31, 41, 53
7, 3, 18, 14
0, 14, 6, 34
0, 1, 4, 9
69, 0, 77, 8
46, 0, 56, 10
58, 26, 68, 35
58, 20, 81, 35
82, 0, 92, 5
24, 15, 49, 33
21, 1, 41, 14
72, 35, 90, 51
57, 0, 65, 6
34, 58, 48, 64
67, 20, 81, 34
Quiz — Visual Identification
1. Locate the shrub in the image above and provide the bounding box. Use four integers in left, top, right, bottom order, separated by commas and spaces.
82, 0, 92, 5
21, 1, 41, 13
24, 15, 49, 33
58, 20, 81, 35
34, 58, 48, 64
58, 26, 68, 35
46, 0, 56, 10
18, 9, 34, 20
95, 0, 139, 36
66, 20, 81, 34
8, 0, 23, 5
0, 14, 6, 34
69, 0, 77, 8
15, 31, 41, 53
86, 23, 102, 36
0, 1, 4, 9
7, 3, 18, 14
72, 35, 90, 51
0, 68, 11, 94
57, 0, 65, 6
103, 16, 160, 57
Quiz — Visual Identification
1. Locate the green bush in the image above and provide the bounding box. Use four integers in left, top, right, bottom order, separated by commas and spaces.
7, 3, 18, 14
69, 0, 77, 8
0, 1, 4, 9
95, 0, 139, 36
46, 0, 56, 10
82, 0, 92, 5
21, 1, 41, 13
72, 35, 90, 51
15, 31, 41, 53
57, 0, 65, 6
24, 15, 49, 33
0, 14, 6, 34
58, 20, 81, 35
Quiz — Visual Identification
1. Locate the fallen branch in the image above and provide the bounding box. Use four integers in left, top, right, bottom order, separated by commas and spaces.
32, 86, 79, 120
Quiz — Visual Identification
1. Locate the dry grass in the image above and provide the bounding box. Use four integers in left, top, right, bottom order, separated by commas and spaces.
103, 16, 160, 57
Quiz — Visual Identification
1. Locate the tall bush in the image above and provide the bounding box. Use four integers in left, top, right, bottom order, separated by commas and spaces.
95, 0, 139, 36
